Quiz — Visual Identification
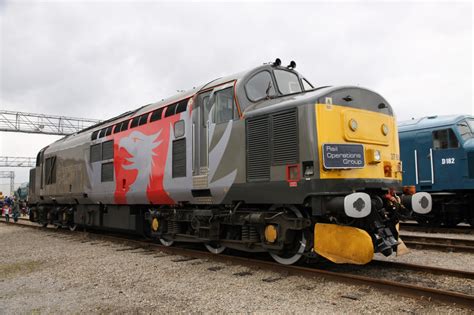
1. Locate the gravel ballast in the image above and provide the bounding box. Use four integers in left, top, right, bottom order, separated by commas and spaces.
0, 224, 472, 314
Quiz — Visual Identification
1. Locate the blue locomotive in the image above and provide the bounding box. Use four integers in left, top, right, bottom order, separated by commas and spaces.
399, 115, 474, 227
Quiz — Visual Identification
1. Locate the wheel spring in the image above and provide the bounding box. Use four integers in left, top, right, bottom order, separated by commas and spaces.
242, 226, 259, 242
169, 220, 180, 234
249, 226, 259, 242
242, 226, 249, 241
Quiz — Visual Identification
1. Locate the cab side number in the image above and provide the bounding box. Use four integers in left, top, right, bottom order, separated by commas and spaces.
441, 158, 455, 165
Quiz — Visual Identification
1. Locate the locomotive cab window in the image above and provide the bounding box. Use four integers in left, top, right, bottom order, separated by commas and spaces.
432, 129, 459, 149
202, 95, 211, 126
245, 71, 276, 102
36, 151, 42, 167
302, 78, 314, 91
274, 69, 302, 94
457, 120, 473, 141
213, 87, 237, 124
44, 156, 57, 185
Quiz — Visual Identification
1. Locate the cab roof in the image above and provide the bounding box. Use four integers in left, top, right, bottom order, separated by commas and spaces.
398, 115, 473, 133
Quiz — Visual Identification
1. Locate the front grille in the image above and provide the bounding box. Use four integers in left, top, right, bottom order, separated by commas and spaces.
246, 116, 271, 181
272, 109, 298, 165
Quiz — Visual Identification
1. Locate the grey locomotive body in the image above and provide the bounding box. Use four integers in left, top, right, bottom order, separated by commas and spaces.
29, 60, 431, 265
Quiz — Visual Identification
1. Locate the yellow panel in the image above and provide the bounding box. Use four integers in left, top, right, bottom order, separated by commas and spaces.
314, 223, 374, 265
343, 109, 391, 145
315, 104, 402, 180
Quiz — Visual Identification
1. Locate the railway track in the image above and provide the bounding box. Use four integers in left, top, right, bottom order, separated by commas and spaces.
400, 234, 474, 253
400, 222, 473, 235
1, 219, 473, 308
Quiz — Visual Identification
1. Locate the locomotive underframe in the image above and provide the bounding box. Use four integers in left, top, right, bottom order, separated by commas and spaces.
29, 187, 405, 262
414, 191, 474, 227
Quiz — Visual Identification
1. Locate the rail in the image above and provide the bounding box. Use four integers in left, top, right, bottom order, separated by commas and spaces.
1, 219, 473, 308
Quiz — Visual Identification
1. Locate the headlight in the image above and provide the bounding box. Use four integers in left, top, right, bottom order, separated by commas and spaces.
374, 150, 381, 162
367, 149, 382, 164
381, 124, 389, 136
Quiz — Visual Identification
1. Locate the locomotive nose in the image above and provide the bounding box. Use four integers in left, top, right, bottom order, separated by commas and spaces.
402, 192, 432, 214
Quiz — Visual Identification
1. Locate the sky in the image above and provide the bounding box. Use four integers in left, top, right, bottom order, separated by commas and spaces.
0, 1, 473, 193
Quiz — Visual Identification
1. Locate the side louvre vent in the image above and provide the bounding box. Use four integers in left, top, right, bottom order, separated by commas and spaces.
272, 110, 298, 165
102, 140, 114, 160
468, 152, 474, 179
247, 116, 271, 181
101, 162, 114, 182
172, 138, 186, 178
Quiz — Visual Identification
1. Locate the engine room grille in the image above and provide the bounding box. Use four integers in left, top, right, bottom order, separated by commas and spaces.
246, 116, 271, 181
271, 110, 298, 165
172, 138, 186, 178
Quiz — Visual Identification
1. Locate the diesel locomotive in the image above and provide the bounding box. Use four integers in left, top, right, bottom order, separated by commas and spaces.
399, 115, 474, 227
28, 59, 432, 265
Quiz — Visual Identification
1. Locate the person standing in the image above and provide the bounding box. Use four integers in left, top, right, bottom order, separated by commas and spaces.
3, 200, 10, 223
12, 197, 20, 223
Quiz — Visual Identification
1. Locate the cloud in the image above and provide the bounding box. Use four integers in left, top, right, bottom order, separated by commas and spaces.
0, 1, 472, 190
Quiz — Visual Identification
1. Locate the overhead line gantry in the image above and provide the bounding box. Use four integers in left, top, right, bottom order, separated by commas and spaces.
0, 110, 101, 135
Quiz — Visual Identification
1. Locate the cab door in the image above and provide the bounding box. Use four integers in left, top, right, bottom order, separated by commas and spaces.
431, 128, 462, 190
192, 82, 238, 201
192, 91, 212, 189
415, 131, 434, 187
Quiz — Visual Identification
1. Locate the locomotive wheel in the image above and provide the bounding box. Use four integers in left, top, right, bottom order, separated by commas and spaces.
159, 237, 174, 247
269, 206, 307, 265
205, 242, 226, 254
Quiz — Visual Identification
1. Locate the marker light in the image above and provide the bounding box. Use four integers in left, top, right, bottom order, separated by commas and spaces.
349, 119, 358, 131
381, 124, 389, 136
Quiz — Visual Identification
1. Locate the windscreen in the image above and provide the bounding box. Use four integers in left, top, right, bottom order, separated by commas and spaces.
457, 119, 474, 140
274, 69, 302, 94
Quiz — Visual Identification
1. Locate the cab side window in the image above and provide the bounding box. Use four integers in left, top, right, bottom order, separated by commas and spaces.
214, 87, 237, 124
432, 129, 459, 149
202, 95, 211, 125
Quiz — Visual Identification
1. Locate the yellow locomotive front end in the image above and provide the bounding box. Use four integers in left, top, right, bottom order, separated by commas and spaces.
316, 103, 401, 182
312, 101, 430, 264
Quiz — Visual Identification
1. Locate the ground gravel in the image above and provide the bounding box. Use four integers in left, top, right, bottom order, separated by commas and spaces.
376, 230, 474, 273
0, 224, 472, 314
